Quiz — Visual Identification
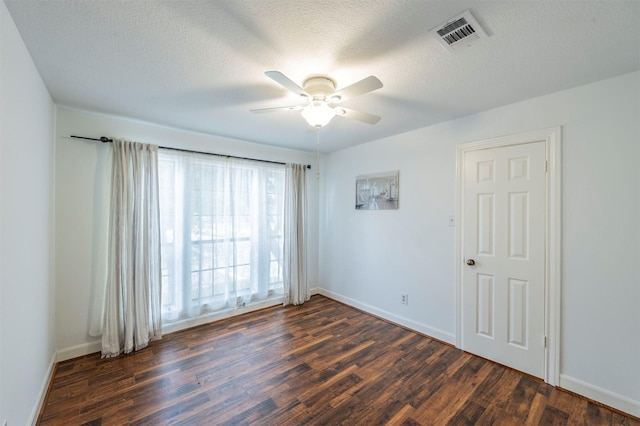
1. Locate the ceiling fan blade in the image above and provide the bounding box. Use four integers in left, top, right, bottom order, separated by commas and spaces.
250, 105, 304, 113
336, 107, 381, 125
265, 71, 309, 98
330, 76, 383, 103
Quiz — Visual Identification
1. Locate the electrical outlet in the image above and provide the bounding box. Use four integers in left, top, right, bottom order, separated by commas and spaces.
401, 293, 408, 305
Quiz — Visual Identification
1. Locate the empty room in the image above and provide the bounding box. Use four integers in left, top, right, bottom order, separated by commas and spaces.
1, 0, 639, 424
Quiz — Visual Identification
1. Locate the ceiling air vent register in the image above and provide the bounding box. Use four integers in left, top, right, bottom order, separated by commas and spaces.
430, 10, 488, 53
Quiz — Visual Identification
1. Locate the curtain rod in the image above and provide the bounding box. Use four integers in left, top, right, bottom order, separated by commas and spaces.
69, 135, 311, 169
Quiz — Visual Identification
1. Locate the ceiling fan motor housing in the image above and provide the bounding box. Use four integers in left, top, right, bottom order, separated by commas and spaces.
303, 77, 336, 100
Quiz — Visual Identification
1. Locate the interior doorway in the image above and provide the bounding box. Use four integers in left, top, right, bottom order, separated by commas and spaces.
455, 127, 561, 385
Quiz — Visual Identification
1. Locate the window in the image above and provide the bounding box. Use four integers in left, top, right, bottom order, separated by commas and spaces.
158, 150, 285, 322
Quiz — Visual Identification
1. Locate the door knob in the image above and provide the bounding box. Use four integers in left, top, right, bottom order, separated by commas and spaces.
466, 259, 475, 266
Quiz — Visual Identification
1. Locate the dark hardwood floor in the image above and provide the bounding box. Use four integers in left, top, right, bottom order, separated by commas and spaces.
39, 295, 639, 425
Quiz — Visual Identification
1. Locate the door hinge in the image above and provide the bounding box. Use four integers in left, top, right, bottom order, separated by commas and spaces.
544, 336, 548, 348
545, 161, 548, 172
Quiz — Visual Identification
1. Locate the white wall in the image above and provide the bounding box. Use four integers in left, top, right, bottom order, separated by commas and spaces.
0, 2, 56, 425
55, 107, 319, 358
319, 71, 640, 416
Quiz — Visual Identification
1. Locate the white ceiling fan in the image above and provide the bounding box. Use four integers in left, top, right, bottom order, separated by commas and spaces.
251, 71, 383, 128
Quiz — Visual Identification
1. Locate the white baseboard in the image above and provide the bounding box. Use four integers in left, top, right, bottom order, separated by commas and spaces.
162, 297, 285, 335
318, 289, 456, 345
57, 340, 101, 362
560, 374, 640, 418
29, 351, 57, 425
57, 297, 289, 361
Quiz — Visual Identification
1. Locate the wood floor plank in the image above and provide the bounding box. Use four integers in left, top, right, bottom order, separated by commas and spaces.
523, 391, 549, 425
446, 400, 486, 425
38, 295, 640, 425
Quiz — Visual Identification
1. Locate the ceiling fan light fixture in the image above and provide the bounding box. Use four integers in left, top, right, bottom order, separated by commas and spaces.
301, 101, 336, 128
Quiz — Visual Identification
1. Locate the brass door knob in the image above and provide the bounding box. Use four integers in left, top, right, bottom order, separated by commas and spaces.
466, 259, 475, 266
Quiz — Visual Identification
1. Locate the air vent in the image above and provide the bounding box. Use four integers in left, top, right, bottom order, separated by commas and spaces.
430, 10, 488, 53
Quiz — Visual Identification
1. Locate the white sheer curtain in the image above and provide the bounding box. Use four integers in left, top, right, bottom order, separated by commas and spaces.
283, 163, 308, 306
89, 145, 112, 337
101, 139, 162, 358
158, 151, 286, 321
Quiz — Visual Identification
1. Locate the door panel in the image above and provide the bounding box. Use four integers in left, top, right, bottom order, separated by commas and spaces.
476, 274, 494, 338
462, 141, 545, 378
508, 192, 529, 259
507, 277, 528, 348
477, 194, 494, 255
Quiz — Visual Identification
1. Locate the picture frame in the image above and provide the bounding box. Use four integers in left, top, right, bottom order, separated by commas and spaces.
355, 171, 399, 210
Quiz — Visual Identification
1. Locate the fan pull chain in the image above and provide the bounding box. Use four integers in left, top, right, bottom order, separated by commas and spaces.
316, 129, 320, 180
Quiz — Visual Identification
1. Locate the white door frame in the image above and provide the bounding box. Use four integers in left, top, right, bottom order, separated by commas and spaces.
455, 127, 561, 385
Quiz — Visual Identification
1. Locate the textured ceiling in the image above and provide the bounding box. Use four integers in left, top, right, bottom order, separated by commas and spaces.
4, 0, 640, 152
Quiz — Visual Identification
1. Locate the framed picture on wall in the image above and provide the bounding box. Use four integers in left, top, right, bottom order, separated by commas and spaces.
355, 171, 399, 210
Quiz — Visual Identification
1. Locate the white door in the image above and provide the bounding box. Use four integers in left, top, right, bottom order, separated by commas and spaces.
461, 141, 546, 378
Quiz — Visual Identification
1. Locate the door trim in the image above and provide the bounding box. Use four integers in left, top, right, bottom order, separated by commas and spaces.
455, 127, 561, 385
